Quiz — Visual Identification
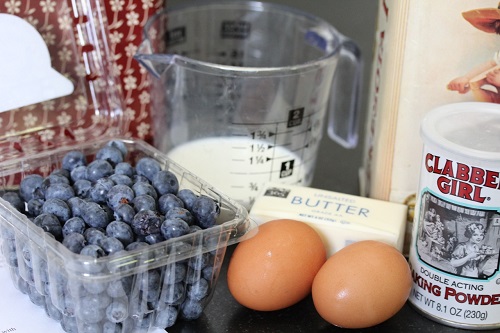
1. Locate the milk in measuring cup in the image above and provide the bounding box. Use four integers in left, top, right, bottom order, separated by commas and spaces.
167, 137, 311, 209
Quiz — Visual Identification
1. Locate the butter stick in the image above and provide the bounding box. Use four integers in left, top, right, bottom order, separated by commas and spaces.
249, 183, 408, 257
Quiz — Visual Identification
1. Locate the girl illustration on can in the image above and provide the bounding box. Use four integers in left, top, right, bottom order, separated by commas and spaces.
416, 193, 500, 279
449, 222, 491, 277
447, 3, 500, 103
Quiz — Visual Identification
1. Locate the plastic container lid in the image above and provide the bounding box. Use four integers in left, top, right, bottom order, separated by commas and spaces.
421, 102, 500, 161
0, 0, 124, 160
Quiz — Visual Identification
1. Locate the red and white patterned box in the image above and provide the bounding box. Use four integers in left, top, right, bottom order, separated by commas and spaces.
103, 0, 166, 143
0, 0, 165, 157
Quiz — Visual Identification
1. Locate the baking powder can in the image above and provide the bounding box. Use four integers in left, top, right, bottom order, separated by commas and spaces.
408, 102, 500, 329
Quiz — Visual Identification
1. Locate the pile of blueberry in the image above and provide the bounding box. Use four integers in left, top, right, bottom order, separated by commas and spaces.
0, 139, 223, 332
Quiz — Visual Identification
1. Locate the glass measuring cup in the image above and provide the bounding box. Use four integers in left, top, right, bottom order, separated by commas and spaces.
135, 1, 362, 209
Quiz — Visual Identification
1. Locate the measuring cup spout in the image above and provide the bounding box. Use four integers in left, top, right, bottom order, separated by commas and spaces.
134, 41, 176, 78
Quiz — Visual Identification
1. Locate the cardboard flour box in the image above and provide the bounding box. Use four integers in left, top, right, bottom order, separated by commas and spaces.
359, 0, 500, 252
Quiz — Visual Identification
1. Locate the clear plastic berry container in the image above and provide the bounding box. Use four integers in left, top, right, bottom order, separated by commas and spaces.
0, 137, 253, 332
0, 1, 254, 332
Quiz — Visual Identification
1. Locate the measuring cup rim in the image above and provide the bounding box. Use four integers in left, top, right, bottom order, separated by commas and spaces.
139, 0, 348, 75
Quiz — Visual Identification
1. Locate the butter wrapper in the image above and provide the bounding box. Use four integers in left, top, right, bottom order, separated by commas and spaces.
249, 183, 407, 257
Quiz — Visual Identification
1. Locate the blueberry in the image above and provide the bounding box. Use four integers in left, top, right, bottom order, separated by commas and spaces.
132, 174, 150, 184
152, 170, 179, 196
45, 298, 63, 321
192, 195, 219, 229
106, 140, 128, 157
184, 268, 202, 285
2, 238, 18, 267
77, 295, 106, 323
106, 276, 133, 298
109, 174, 133, 187
62, 217, 86, 238
90, 177, 116, 204
98, 236, 125, 255
187, 277, 209, 301
33, 213, 63, 239
114, 162, 135, 177
67, 196, 87, 218
101, 204, 115, 224
62, 232, 86, 253
61, 315, 78, 333
189, 225, 203, 234
112, 203, 135, 224
42, 198, 71, 224
106, 184, 135, 210
138, 269, 161, 293
102, 320, 124, 333
62, 150, 87, 171
202, 264, 215, 281
132, 313, 153, 330
176, 189, 197, 211
158, 193, 184, 215
96, 146, 124, 167
154, 305, 178, 328
72, 179, 92, 198
131, 209, 162, 236
28, 283, 45, 306
163, 263, 187, 285
79, 323, 102, 333
27, 198, 45, 216
165, 207, 194, 225
81, 202, 110, 229
187, 252, 209, 271
160, 217, 190, 240
86, 159, 114, 182
132, 181, 158, 200
84, 228, 106, 246
132, 194, 157, 212
19, 174, 44, 202
70, 165, 88, 182
125, 241, 149, 251
161, 282, 185, 305
41, 173, 70, 196
180, 297, 204, 320
106, 221, 134, 246
106, 298, 129, 323
60, 294, 78, 317
21, 243, 32, 268
135, 157, 161, 182
144, 233, 165, 245
80, 244, 105, 258
171, 241, 193, 256
2, 191, 25, 213
45, 182, 75, 201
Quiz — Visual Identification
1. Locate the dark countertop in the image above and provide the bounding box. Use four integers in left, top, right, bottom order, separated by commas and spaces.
165, 1, 500, 332
168, 245, 493, 333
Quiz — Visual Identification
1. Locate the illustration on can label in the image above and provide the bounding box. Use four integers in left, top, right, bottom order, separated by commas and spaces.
414, 191, 500, 279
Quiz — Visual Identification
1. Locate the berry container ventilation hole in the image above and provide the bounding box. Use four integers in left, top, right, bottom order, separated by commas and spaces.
0, 138, 254, 332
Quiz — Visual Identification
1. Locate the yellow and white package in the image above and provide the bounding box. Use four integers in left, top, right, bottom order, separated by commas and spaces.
249, 183, 407, 257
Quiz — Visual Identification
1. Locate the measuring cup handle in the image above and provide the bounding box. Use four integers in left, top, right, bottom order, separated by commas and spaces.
327, 37, 363, 149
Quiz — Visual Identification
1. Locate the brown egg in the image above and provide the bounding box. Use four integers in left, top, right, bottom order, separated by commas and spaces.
312, 240, 411, 328
227, 219, 326, 311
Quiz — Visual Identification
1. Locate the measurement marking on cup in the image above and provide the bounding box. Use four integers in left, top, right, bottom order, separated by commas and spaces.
230, 170, 278, 176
